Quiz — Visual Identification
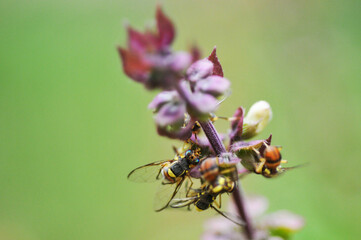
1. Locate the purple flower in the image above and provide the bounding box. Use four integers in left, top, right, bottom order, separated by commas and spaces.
260, 210, 305, 238
148, 90, 187, 127
118, 7, 304, 240
184, 48, 230, 119
202, 195, 304, 240
186, 59, 214, 83
146, 47, 231, 137
118, 7, 192, 90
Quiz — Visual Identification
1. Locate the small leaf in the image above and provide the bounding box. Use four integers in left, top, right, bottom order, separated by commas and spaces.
156, 6, 175, 48
117, 47, 150, 83
127, 26, 149, 53
207, 47, 223, 77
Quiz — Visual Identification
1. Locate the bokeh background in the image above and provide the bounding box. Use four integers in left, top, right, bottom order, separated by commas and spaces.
0, 0, 360, 239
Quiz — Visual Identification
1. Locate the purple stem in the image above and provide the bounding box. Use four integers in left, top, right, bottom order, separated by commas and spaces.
176, 83, 254, 240
200, 120, 254, 240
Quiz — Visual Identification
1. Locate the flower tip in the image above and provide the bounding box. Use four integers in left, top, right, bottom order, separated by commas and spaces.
207, 47, 223, 77
117, 47, 126, 60
155, 5, 175, 48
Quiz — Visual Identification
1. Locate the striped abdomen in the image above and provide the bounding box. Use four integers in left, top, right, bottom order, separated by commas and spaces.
264, 146, 282, 171
200, 158, 219, 182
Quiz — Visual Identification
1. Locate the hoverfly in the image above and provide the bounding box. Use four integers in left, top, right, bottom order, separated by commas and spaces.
199, 155, 239, 183
170, 175, 243, 226
252, 144, 299, 178
170, 156, 243, 226
127, 142, 203, 212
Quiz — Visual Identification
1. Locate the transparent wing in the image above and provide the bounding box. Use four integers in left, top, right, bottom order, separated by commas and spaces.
153, 177, 186, 212
170, 196, 198, 208
169, 183, 203, 209
211, 205, 245, 226
127, 160, 173, 183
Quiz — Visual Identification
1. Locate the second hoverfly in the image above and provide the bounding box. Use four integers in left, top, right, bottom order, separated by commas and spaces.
127, 141, 202, 212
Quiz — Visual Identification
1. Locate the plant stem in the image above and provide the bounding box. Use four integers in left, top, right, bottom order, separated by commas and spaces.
199, 120, 254, 240
176, 82, 254, 239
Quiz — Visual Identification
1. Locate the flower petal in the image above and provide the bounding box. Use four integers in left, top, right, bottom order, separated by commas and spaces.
195, 76, 230, 97
186, 59, 214, 83
187, 93, 218, 120
170, 51, 192, 72
242, 100, 273, 139
155, 101, 186, 128
148, 91, 179, 112
157, 124, 192, 140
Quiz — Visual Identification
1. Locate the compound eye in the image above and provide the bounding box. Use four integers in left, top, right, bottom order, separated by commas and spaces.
185, 150, 192, 158
195, 158, 200, 163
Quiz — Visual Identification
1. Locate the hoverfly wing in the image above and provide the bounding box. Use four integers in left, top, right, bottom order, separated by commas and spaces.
169, 178, 200, 209
210, 205, 245, 227
170, 196, 198, 208
127, 160, 173, 183
281, 163, 309, 174
153, 177, 185, 212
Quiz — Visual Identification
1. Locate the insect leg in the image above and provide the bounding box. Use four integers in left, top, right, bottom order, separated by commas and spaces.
255, 158, 266, 174
213, 196, 221, 208
172, 146, 179, 155
156, 168, 163, 180
186, 177, 194, 197
251, 147, 261, 155
214, 194, 222, 209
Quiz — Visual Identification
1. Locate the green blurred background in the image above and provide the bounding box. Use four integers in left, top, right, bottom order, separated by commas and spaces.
0, 0, 360, 239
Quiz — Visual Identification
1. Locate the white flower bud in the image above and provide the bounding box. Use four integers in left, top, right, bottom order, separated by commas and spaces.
242, 100, 272, 139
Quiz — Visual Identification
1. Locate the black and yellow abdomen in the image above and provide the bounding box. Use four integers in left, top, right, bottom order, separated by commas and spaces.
195, 192, 215, 211
162, 158, 188, 182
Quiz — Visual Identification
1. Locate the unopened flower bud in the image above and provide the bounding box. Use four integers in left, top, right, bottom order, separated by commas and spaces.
242, 100, 272, 139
